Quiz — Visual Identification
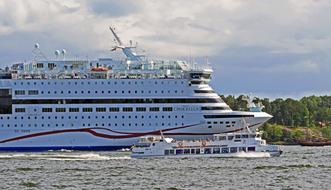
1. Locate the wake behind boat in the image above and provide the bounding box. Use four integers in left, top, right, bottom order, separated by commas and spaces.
131, 131, 282, 158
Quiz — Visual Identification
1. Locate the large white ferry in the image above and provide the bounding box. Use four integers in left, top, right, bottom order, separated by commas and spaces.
0, 27, 272, 151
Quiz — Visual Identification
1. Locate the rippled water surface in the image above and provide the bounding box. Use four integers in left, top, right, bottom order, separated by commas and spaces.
0, 146, 330, 189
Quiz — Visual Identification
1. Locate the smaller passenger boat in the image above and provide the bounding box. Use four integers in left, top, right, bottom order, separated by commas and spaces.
131, 132, 282, 158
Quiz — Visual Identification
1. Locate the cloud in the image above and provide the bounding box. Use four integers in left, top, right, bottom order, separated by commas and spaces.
0, 0, 330, 97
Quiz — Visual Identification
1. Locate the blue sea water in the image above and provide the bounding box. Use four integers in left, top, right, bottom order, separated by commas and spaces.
0, 146, 330, 189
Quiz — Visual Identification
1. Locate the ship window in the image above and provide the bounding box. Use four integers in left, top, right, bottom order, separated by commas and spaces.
227, 136, 234, 140
239, 147, 246, 152
248, 147, 255, 152
207, 121, 211, 124
230, 147, 237, 153
175, 149, 183, 155
201, 106, 229, 110
82, 108, 93, 114
69, 108, 79, 112
28, 90, 38, 95
165, 150, 170, 155
204, 148, 212, 154
15, 90, 25, 95
109, 107, 120, 112
221, 148, 229, 154
232, 121, 236, 124
235, 135, 241, 139
149, 107, 159, 112
15, 108, 25, 112
242, 134, 249, 138
226, 121, 230, 124
55, 108, 66, 112
184, 149, 190, 154
194, 90, 215, 94
162, 107, 173, 112
96, 107, 106, 112
213, 121, 217, 124
219, 136, 226, 141
213, 148, 220, 154
123, 107, 133, 112
136, 107, 146, 112
42, 108, 52, 112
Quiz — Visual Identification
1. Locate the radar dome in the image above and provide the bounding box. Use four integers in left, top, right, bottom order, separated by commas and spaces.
55, 50, 60, 56
61, 49, 67, 55
34, 43, 40, 49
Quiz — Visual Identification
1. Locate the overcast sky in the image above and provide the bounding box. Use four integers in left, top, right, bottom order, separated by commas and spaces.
0, 0, 330, 99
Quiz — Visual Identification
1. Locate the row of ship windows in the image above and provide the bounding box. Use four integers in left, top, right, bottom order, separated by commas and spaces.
15, 89, 185, 95
207, 121, 236, 128
207, 121, 236, 124
0, 122, 186, 128
14, 106, 228, 113
1, 115, 185, 120
13, 81, 186, 86
15, 107, 174, 113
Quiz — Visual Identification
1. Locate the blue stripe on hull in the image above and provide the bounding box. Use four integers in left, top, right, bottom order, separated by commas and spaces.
0, 146, 131, 152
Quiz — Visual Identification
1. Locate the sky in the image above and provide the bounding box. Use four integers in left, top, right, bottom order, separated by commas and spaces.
0, 0, 330, 99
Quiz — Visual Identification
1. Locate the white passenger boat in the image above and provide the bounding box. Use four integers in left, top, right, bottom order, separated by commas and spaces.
131, 132, 282, 158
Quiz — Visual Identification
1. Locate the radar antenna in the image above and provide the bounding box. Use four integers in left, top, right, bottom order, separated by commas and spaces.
108, 26, 144, 62
32, 43, 48, 61
242, 93, 265, 112
109, 26, 123, 46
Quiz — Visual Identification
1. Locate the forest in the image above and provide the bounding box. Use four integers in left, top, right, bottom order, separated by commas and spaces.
221, 95, 331, 144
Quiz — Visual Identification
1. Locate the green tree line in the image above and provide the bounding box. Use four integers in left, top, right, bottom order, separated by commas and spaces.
221, 95, 331, 143
221, 95, 331, 127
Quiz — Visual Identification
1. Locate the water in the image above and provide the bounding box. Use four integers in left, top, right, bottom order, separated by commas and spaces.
0, 146, 330, 190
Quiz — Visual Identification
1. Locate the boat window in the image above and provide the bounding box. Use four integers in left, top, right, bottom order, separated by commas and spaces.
96, 107, 106, 112
239, 147, 246, 152
136, 107, 146, 112
175, 149, 183, 155
169, 150, 175, 155
221, 148, 229, 153
230, 147, 237, 153
149, 107, 160, 112
235, 135, 241, 139
109, 107, 120, 112
242, 134, 249, 138
15, 108, 26, 113
213, 148, 220, 154
227, 136, 234, 140
249, 134, 255, 138
190, 149, 196, 154
196, 149, 201, 154
15, 90, 25, 95
204, 148, 212, 154
165, 150, 170, 155
184, 149, 190, 154
82, 108, 92, 112
123, 107, 133, 112
219, 136, 226, 141
56, 108, 66, 112
162, 107, 173, 112
247, 147, 256, 152
42, 108, 52, 112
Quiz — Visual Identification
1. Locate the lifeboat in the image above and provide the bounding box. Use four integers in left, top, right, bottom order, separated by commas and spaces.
91, 67, 108, 72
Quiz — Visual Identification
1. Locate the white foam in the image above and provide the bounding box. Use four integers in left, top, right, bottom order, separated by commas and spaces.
234, 151, 271, 158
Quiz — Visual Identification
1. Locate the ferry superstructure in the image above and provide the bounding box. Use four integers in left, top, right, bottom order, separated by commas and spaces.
0, 27, 272, 151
